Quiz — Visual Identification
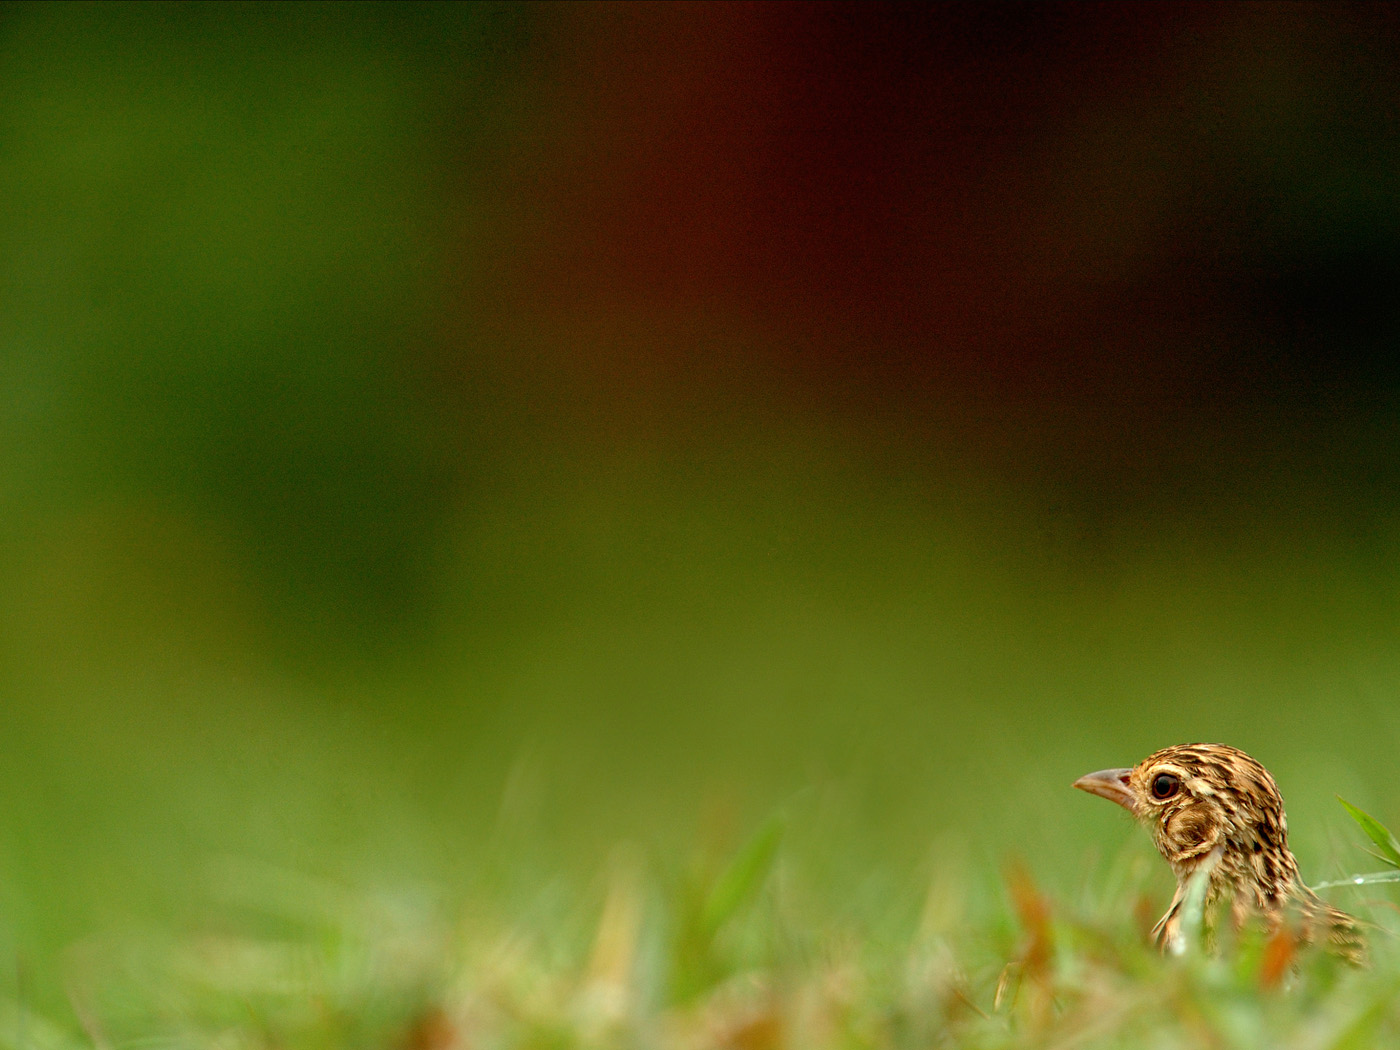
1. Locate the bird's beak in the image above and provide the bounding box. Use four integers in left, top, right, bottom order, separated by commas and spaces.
1073, 767, 1137, 815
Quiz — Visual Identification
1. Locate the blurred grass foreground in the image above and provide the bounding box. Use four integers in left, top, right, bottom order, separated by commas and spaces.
4, 1, 1400, 1045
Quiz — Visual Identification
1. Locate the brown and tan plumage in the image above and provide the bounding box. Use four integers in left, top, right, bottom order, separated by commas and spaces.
1074, 743, 1362, 962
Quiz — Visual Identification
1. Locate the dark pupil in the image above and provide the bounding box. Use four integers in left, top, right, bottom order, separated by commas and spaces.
1152, 773, 1179, 799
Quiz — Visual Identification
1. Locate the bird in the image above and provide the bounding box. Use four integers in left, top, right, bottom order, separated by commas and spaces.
1074, 743, 1362, 962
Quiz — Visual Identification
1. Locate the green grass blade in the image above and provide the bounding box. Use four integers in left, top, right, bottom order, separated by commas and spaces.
1176, 863, 1213, 957
1337, 797, 1400, 869
1313, 869, 1400, 889
701, 816, 783, 935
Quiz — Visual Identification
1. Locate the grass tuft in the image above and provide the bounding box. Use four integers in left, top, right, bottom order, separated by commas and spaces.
9, 806, 1400, 1050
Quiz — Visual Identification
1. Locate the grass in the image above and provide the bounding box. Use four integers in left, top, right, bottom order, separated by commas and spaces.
3, 808, 1398, 1050
7, 472, 1398, 1049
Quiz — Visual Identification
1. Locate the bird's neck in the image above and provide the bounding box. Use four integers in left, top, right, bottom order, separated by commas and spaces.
1181, 841, 1303, 912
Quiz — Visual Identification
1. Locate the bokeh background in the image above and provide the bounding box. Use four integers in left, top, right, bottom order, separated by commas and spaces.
2, 0, 1400, 1006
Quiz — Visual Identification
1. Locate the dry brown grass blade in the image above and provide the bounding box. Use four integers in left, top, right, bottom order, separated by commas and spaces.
1259, 926, 1296, 991
1005, 861, 1052, 979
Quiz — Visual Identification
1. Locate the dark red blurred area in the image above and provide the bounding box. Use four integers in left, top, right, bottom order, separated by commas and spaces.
443, 1, 1400, 517
495, 3, 1213, 336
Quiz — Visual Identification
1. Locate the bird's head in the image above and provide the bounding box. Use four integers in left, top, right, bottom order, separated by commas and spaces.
1074, 743, 1291, 877
1074, 742, 1361, 961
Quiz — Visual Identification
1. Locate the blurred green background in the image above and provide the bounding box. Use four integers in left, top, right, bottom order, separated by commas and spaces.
2, 0, 1400, 1007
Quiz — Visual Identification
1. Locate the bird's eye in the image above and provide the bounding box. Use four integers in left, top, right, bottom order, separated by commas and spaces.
1151, 773, 1181, 800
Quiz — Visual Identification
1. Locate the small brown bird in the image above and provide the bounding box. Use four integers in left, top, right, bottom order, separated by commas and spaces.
1074, 743, 1361, 961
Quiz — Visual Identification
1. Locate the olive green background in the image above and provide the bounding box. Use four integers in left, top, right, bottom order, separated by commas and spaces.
1, 0, 1398, 1007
